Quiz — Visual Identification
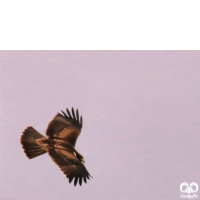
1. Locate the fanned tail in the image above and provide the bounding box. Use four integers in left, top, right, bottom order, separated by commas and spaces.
21, 126, 47, 159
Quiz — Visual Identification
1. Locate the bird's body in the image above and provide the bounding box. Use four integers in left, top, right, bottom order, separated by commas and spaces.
20, 108, 92, 186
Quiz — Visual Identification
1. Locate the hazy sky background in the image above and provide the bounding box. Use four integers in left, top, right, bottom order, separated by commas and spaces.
0, 51, 200, 200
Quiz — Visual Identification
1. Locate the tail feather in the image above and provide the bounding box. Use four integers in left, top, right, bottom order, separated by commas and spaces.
21, 126, 47, 159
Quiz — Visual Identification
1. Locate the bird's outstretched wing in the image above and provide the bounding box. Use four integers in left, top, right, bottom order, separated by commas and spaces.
46, 108, 83, 147
48, 148, 92, 186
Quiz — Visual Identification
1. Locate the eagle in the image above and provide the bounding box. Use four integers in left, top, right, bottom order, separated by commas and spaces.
20, 107, 92, 186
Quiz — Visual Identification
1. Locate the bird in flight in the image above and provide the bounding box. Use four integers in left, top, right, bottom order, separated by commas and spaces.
21, 107, 92, 186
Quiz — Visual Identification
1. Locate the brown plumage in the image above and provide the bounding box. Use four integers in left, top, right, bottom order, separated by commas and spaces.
20, 107, 92, 186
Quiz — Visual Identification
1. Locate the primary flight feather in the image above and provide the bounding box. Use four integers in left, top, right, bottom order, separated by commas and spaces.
20, 107, 92, 186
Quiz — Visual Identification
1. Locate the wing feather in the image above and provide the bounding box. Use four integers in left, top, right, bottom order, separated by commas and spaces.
74, 176, 78, 186
71, 107, 76, 119
76, 109, 79, 123
66, 108, 72, 118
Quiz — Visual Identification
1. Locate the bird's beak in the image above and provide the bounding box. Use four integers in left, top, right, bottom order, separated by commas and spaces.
81, 159, 85, 163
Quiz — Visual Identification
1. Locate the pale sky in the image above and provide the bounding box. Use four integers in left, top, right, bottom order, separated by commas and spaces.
0, 51, 200, 200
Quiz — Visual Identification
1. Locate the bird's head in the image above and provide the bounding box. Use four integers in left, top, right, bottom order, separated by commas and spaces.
76, 153, 85, 163
80, 157, 85, 163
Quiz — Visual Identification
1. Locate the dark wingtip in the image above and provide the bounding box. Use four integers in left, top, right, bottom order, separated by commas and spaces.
83, 176, 87, 183
69, 177, 74, 183
79, 177, 82, 186
74, 177, 78, 186
59, 107, 83, 129
80, 116, 82, 121
71, 107, 76, 119
61, 110, 67, 117
66, 108, 72, 118
76, 109, 79, 123
80, 116, 83, 127
89, 174, 93, 178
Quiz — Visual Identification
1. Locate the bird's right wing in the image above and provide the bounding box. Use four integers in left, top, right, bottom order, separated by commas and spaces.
48, 148, 92, 186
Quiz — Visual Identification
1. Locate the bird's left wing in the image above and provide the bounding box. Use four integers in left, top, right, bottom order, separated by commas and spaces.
46, 108, 83, 147
48, 148, 92, 186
